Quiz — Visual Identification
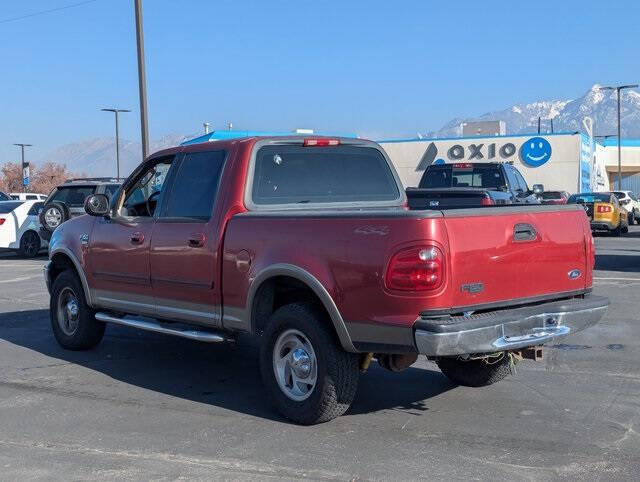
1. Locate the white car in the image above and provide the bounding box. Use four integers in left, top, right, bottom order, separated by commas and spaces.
613, 191, 640, 225
9, 192, 47, 201
0, 200, 47, 257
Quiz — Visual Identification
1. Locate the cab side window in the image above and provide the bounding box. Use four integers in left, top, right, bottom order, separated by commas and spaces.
121, 159, 173, 217
514, 170, 528, 192
504, 166, 520, 192
161, 150, 226, 220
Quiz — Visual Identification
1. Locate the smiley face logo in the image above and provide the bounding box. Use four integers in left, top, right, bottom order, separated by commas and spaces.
520, 137, 552, 167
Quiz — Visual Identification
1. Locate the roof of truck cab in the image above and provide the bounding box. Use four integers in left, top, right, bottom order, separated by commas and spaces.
150, 135, 375, 160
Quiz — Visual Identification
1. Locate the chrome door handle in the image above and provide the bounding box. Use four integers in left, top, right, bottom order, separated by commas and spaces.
188, 233, 206, 248
129, 232, 144, 244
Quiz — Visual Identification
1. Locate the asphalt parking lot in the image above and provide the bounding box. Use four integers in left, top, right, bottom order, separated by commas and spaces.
0, 228, 639, 480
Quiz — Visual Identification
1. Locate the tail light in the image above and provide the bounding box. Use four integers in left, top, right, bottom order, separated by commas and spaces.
385, 246, 444, 291
452, 163, 473, 169
0, 218, 4, 225
481, 195, 494, 206
596, 204, 612, 213
303, 138, 339, 147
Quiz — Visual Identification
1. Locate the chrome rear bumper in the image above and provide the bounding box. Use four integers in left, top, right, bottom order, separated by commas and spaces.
415, 295, 609, 357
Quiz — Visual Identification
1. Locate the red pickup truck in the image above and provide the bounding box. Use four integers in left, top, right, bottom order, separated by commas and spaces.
44, 136, 608, 424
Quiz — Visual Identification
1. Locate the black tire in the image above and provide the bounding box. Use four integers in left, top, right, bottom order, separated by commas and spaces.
40, 202, 69, 233
436, 354, 514, 387
612, 223, 622, 237
628, 212, 634, 226
260, 303, 359, 425
50, 270, 105, 350
18, 230, 41, 258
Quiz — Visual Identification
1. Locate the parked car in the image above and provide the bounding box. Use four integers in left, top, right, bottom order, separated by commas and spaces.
540, 190, 570, 205
44, 136, 608, 424
612, 190, 640, 225
9, 192, 47, 201
0, 200, 47, 257
568, 192, 629, 236
0, 191, 10, 202
39, 177, 123, 241
406, 162, 543, 209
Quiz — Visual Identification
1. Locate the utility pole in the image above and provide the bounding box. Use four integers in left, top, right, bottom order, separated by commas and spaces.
134, 0, 149, 160
13, 143, 32, 193
101, 108, 131, 179
599, 84, 639, 189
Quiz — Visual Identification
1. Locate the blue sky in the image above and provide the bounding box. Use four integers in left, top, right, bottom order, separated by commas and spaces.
1, 0, 639, 163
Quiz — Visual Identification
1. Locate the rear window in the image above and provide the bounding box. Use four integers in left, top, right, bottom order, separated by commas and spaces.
541, 191, 563, 199
568, 193, 610, 203
252, 145, 400, 205
0, 201, 24, 213
104, 184, 121, 201
49, 186, 96, 207
0, 192, 10, 201
612, 192, 626, 199
419, 165, 506, 189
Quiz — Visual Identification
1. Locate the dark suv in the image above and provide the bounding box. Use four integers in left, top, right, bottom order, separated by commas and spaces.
39, 178, 123, 241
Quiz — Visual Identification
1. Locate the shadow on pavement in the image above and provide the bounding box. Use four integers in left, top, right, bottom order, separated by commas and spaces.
0, 309, 453, 422
595, 254, 640, 273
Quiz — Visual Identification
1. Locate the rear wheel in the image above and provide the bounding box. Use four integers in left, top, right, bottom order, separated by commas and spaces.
260, 303, 359, 424
50, 270, 105, 350
436, 353, 515, 387
612, 223, 622, 236
18, 231, 41, 258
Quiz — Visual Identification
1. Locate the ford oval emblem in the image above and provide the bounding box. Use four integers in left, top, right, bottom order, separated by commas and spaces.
568, 269, 582, 280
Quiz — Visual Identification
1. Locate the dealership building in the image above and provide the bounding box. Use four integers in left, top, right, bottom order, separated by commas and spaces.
379, 132, 614, 194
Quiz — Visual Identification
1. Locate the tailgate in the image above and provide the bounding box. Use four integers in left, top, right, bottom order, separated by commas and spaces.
443, 205, 588, 309
406, 187, 490, 209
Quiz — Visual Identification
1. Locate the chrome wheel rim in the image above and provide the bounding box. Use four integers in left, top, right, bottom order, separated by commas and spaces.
57, 287, 79, 336
45, 208, 62, 229
273, 329, 318, 401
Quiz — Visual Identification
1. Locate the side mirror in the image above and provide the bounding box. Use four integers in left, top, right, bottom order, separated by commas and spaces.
84, 194, 110, 217
532, 184, 544, 195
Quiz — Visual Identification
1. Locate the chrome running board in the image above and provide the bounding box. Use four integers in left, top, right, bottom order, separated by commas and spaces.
95, 312, 227, 343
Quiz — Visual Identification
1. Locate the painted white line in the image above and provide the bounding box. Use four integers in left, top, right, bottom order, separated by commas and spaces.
594, 277, 640, 281
0, 275, 43, 284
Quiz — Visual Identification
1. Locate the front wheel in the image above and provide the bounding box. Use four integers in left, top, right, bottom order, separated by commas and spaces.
260, 303, 359, 424
50, 270, 105, 350
436, 353, 515, 387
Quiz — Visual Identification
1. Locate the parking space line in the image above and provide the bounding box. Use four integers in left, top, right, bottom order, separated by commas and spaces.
594, 277, 640, 281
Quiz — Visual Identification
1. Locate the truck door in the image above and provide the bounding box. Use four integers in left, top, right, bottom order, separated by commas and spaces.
89, 157, 175, 316
150, 149, 227, 327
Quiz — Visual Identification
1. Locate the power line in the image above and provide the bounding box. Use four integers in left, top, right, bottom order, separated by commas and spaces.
0, 0, 99, 25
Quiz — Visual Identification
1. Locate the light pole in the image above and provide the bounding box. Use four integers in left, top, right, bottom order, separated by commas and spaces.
101, 108, 131, 179
13, 143, 32, 193
599, 84, 639, 189
134, 0, 149, 160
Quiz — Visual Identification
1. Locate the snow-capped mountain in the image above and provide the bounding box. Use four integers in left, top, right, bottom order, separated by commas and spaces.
40, 133, 194, 177
428, 84, 640, 138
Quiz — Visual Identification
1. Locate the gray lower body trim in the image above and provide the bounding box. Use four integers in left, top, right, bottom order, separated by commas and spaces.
415, 295, 609, 356
345, 321, 416, 353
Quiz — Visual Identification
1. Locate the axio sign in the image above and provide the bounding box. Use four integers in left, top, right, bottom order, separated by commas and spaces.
418, 136, 553, 169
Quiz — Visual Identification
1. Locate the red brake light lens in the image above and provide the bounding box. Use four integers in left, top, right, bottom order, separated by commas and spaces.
303, 138, 340, 147
385, 246, 444, 291
596, 204, 612, 213
452, 163, 473, 169
0, 218, 5, 225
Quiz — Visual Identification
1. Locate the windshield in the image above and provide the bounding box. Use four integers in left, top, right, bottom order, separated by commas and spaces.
419, 164, 506, 189
0, 201, 24, 213
568, 193, 610, 203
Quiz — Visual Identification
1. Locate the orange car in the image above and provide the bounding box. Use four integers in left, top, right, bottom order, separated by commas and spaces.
568, 192, 629, 236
